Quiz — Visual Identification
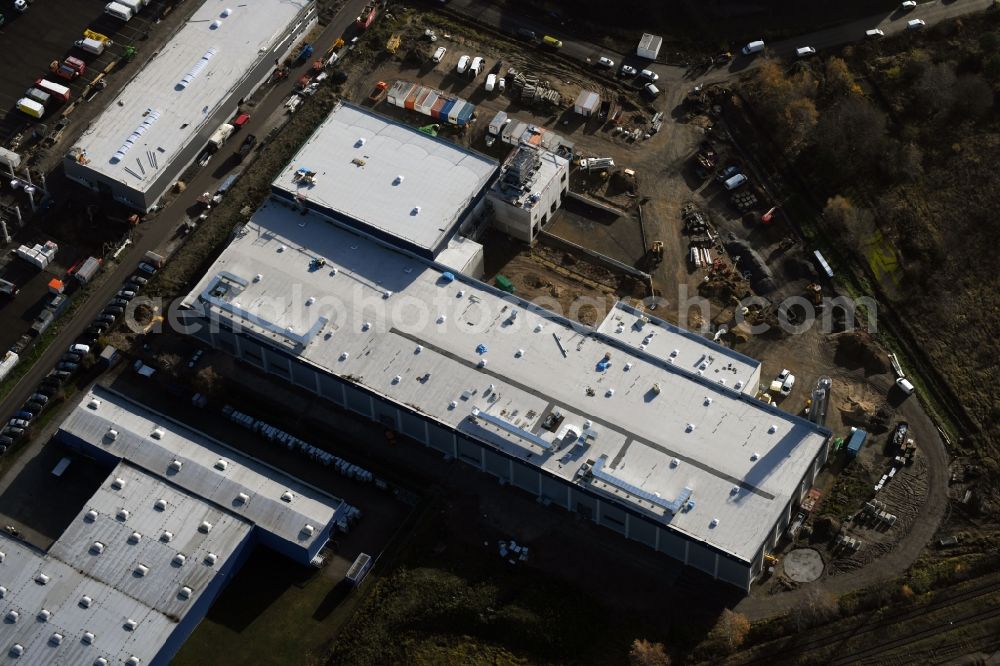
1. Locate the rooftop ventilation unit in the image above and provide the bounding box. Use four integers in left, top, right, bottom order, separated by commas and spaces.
168, 459, 183, 472
151, 427, 165, 440
123, 619, 137, 631
178, 48, 218, 89
0, 551, 4, 563
91, 541, 105, 554
106, 428, 118, 440
172, 553, 186, 566
85, 509, 98, 522
236, 492, 249, 504
161, 531, 173, 542
37, 610, 50, 622
768, 424, 777, 434
79, 595, 92, 608
49, 633, 63, 646
10, 644, 23, 657
111, 477, 125, 490
710, 518, 720, 528
35, 573, 50, 585
128, 532, 142, 544
154, 499, 167, 511
125, 657, 140, 666
179, 586, 193, 600
6, 610, 18, 622
205, 552, 218, 566
199, 521, 213, 533
88, 398, 101, 410
111, 108, 162, 163
82, 632, 95, 645
95, 658, 109, 666
214, 459, 228, 471
0, 586, 6, 598
281, 490, 294, 502
116, 508, 129, 521
134, 564, 149, 577
302, 524, 315, 536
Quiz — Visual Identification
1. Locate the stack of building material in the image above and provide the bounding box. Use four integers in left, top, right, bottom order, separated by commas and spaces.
15, 241, 58, 269
386, 80, 474, 126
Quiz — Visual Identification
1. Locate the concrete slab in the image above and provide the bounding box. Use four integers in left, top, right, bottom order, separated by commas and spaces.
784, 547, 824, 583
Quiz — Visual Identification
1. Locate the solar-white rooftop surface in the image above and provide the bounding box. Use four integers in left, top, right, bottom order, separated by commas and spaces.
71, 0, 310, 192
271, 103, 498, 253
59, 387, 343, 551
183, 204, 829, 562
0, 464, 251, 666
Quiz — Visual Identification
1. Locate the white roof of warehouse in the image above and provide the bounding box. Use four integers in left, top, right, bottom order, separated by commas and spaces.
70, 0, 310, 192
183, 205, 830, 563
0, 464, 251, 666
271, 102, 498, 253
59, 387, 343, 551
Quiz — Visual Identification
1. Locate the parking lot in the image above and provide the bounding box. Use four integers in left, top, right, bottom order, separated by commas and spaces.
0, 0, 180, 143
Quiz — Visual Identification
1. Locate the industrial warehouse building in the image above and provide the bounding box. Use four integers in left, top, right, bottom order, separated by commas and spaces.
0, 388, 346, 665
180, 181, 831, 590
270, 102, 499, 268
63, 0, 317, 211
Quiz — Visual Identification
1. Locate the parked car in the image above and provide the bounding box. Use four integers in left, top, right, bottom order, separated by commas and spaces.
25, 402, 45, 413
485, 73, 497, 91
900, 0, 917, 9
96, 314, 116, 324
128, 276, 148, 287
105, 306, 125, 316
29, 393, 49, 405
470, 56, 485, 76
9, 419, 30, 429
639, 69, 659, 82
87, 324, 108, 336
724, 173, 748, 191
795, 46, 817, 58
716, 165, 740, 182
456, 55, 470, 74
137, 261, 158, 275
432, 46, 446, 63
110, 298, 129, 308
619, 64, 637, 77
515, 27, 537, 41
70, 343, 90, 354
865, 28, 885, 39
596, 56, 615, 69
56, 362, 79, 372
643, 83, 661, 100
118, 290, 136, 300
780, 373, 796, 396
0, 436, 14, 447
895, 377, 915, 396
50, 370, 71, 381
3, 427, 24, 438
63, 352, 83, 362
907, 18, 925, 30
15, 411, 34, 421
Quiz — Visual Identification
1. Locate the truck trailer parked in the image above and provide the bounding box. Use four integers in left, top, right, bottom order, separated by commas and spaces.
75, 38, 107, 56
207, 123, 235, 152
16, 98, 44, 119
35, 79, 71, 102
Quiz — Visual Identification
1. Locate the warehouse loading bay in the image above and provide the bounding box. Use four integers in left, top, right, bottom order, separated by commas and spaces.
334, 9, 944, 596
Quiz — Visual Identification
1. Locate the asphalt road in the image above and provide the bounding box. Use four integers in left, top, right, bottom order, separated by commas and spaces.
441, 0, 998, 82
0, 0, 370, 432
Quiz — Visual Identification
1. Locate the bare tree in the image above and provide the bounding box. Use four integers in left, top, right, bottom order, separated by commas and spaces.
912, 62, 957, 118
823, 57, 861, 98
629, 639, 671, 666
706, 609, 750, 654
790, 588, 840, 631
813, 97, 887, 179
823, 195, 876, 252
193, 366, 223, 396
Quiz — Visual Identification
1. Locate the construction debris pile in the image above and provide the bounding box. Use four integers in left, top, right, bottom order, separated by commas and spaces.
507, 67, 561, 107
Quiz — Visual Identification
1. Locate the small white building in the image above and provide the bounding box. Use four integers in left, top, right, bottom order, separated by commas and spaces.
573, 90, 600, 117
487, 146, 568, 243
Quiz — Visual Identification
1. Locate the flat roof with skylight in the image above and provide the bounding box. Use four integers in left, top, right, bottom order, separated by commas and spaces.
59, 387, 344, 554
183, 204, 831, 564
68, 0, 311, 194
0, 463, 252, 666
270, 102, 498, 257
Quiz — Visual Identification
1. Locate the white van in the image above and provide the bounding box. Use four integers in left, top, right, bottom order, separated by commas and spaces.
116, 0, 143, 13
741, 40, 765, 56
865, 28, 885, 39
104, 2, 133, 21
432, 46, 447, 63
724, 173, 748, 190
456, 55, 470, 74
470, 56, 484, 76
485, 73, 497, 92
643, 83, 661, 99
895, 377, 915, 396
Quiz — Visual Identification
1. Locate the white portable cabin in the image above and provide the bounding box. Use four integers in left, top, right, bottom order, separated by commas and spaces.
104, 2, 134, 21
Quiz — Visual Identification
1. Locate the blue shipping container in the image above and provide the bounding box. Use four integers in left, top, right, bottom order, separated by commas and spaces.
846, 429, 868, 457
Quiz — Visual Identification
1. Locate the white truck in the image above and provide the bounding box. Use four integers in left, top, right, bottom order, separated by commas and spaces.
207, 123, 235, 153
579, 157, 615, 172
75, 38, 107, 56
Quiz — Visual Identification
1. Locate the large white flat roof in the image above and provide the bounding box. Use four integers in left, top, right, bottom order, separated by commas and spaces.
183, 205, 830, 562
0, 463, 252, 666
271, 102, 498, 254
59, 387, 344, 551
70, 0, 310, 192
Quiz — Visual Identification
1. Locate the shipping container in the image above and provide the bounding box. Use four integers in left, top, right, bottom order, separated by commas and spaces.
413, 88, 432, 113
404, 86, 421, 111
456, 103, 474, 126
35, 79, 71, 102
386, 80, 414, 106
26, 88, 51, 107
430, 96, 447, 120
17, 98, 44, 118
416, 91, 438, 115
438, 98, 456, 121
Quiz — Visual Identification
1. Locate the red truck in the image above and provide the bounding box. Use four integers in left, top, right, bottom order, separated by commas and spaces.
50, 56, 86, 80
